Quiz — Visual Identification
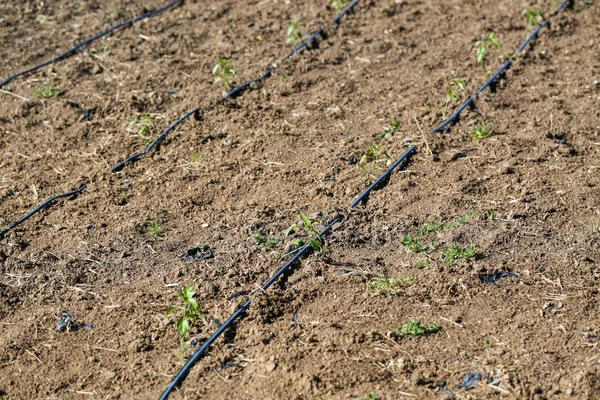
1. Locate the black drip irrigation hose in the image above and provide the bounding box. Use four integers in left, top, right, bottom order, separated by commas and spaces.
223, 0, 362, 99
158, 145, 416, 399
111, 108, 200, 172
431, 0, 571, 133
0, 185, 86, 241
0, 0, 183, 89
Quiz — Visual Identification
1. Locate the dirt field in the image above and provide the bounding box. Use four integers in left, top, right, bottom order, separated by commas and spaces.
1, 0, 599, 398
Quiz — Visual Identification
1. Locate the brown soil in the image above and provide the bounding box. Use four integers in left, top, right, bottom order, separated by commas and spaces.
1, 0, 599, 399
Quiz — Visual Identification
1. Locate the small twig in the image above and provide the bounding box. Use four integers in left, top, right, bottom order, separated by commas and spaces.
414, 117, 432, 156
0, 89, 30, 101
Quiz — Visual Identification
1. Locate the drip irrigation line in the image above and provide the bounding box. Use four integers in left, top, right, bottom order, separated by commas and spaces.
282, 28, 324, 61
111, 108, 200, 172
430, 0, 571, 134
224, 0, 362, 99
333, 0, 362, 23
159, 217, 341, 399
0, 0, 183, 89
349, 145, 417, 208
159, 145, 416, 398
0, 185, 86, 240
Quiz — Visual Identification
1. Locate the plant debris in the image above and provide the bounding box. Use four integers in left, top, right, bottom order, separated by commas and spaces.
54, 312, 92, 332
455, 372, 482, 390
478, 271, 522, 284
180, 245, 213, 261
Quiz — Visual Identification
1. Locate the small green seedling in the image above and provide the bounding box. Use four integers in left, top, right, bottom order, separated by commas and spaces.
252, 234, 279, 249
400, 234, 436, 254
285, 213, 322, 253
380, 117, 400, 139
358, 144, 391, 176
412, 259, 430, 269
367, 275, 414, 297
332, 0, 348, 12
34, 83, 60, 98
486, 210, 496, 223
415, 211, 476, 235
128, 114, 156, 136
443, 245, 477, 265
165, 285, 203, 356
395, 318, 441, 338
473, 121, 491, 140
522, 7, 545, 34
146, 220, 162, 236
364, 392, 378, 400
482, 338, 492, 349
475, 32, 500, 75
286, 19, 303, 46
212, 59, 236, 90
189, 153, 204, 164
442, 79, 466, 120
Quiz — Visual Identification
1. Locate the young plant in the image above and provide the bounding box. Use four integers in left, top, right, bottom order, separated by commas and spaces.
380, 117, 400, 139
412, 259, 430, 269
127, 114, 156, 144
442, 79, 466, 120
165, 285, 203, 356
331, 0, 348, 12
443, 245, 477, 265
286, 19, 303, 46
252, 234, 280, 249
146, 220, 162, 236
34, 83, 60, 98
473, 120, 491, 140
522, 7, 545, 34
212, 59, 236, 90
395, 318, 441, 338
475, 32, 500, 75
364, 393, 378, 400
188, 153, 204, 164
285, 213, 322, 253
482, 338, 492, 349
367, 275, 414, 297
358, 144, 392, 176
400, 234, 436, 254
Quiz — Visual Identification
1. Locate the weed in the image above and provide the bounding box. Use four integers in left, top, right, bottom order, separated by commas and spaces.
442, 79, 466, 120
486, 210, 496, 223
146, 220, 162, 236
358, 144, 391, 176
412, 259, 430, 269
443, 245, 477, 265
165, 284, 203, 356
212, 59, 236, 90
482, 339, 492, 349
189, 153, 204, 164
522, 7, 545, 34
401, 234, 436, 254
475, 32, 500, 75
380, 117, 400, 139
34, 83, 60, 98
395, 318, 441, 338
473, 121, 491, 140
252, 234, 279, 249
367, 275, 414, 297
286, 19, 303, 46
364, 393, 377, 400
332, 0, 348, 12
453, 211, 476, 227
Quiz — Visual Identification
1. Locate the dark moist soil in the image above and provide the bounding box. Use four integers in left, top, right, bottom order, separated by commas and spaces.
1, 0, 599, 398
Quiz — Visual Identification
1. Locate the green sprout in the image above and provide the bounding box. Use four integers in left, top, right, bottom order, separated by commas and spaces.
332, 0, 348, 12
482, 338, 492, 349
285, 213, 322, 253
286, 19, 303, 46
443, 245, 477, 265
165, 284, 203, 356
522, 7, 545, 34
400, 234, 436, 254
128, 114, 156, 136
364, 393, 378, 400
189, 153, 204, 164
412, 259, 430, 269
358, 144, 392, 176
251, 234, 280, 249
395, 318, 441, 338
34, 83, 60, 98
473, 120, 491, 140
146, 220, 162, 236
475, 32, 500, 75
442, 79, 466, 120
486, 210, 496, 223
212, 59, 236, 90
367, 275, 414, 297
380, 117, 400, 139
